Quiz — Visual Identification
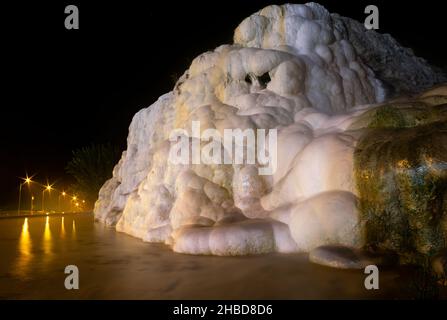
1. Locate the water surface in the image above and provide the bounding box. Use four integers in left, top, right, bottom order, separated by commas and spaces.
0, 213, 444, 299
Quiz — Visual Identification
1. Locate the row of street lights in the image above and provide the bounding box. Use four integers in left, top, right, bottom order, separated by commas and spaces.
17, 174, 86, 215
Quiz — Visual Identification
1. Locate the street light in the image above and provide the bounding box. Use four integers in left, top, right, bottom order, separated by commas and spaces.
58, 191, 67, 213
18, 175, 33, 215
42, 184, 52, 213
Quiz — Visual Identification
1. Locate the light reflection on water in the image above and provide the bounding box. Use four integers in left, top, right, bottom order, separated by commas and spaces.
12, 215, 78, 280
14, 218, 32, 279
43, 216, 51, 255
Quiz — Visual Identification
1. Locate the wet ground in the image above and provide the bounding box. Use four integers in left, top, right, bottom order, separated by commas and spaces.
0, 213, 445, 299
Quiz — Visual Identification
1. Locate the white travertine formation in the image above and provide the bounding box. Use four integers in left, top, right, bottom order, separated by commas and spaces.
94, 3, 445, 255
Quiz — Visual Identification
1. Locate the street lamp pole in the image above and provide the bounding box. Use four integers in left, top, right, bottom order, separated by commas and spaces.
42, 184, 52, 213
17, 176, 32, 215
71, 196, 77, 213
42, 189, 45, 213
58, 191, 67, 213
31, 195, 35, 214
18, 183, 23, 215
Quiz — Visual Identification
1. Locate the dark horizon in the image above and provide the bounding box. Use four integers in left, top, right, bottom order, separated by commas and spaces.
1, 0, 446, 209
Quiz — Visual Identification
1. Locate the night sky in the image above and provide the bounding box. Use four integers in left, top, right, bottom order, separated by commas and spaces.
1, 0, 445, 208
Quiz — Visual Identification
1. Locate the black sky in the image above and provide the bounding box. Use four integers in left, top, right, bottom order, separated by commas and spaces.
1, 0, 446, 208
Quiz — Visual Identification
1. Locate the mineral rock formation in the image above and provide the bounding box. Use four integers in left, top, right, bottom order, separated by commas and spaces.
309, 245, 397, 269
94, 3, 446, 258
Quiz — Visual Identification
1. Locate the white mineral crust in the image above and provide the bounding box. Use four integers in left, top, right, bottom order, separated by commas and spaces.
94, 3, 446, 255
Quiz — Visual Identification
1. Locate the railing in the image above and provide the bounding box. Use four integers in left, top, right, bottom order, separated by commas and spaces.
0, 210, 91, 218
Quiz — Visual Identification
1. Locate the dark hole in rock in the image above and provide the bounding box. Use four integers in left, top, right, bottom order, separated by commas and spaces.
245, 74, 252, 85
258, 72, 271, 88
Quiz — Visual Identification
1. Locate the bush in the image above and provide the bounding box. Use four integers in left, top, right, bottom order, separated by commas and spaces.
66, 143, 121, 205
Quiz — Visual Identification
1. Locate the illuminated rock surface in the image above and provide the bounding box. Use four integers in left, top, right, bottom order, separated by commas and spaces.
95, 3, 446, 259
432, 250, 447, 283
309, 245, 397, 269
